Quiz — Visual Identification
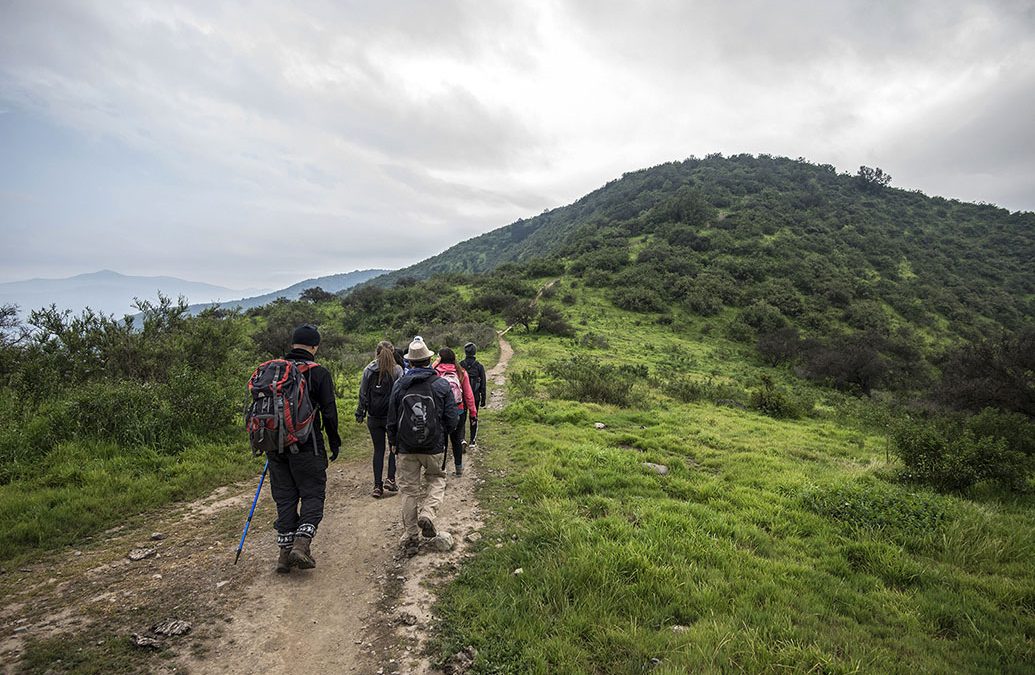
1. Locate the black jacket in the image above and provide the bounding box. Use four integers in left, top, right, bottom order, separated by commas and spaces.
386, 367, 459, 454
285, 348, 341, 453
460, 357, 487, 407
356, 360, 403, 421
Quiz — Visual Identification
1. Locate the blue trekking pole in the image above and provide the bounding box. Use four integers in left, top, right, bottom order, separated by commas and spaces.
234, 459, 269, 565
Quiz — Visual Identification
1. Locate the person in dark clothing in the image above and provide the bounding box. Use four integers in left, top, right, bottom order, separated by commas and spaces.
268, 324, 341, 573
387, 338, 459, 547
460, 342, 487, 445
356, 340, 403, 498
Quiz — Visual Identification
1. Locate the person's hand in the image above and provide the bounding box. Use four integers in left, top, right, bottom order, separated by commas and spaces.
355, 413, 365, 424
389, 445, 397, 456
330, 446, 340, 461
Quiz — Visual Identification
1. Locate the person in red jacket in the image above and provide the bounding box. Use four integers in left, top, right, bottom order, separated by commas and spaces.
433, 348, 477, 476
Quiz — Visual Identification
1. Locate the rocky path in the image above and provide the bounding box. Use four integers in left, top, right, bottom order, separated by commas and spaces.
0, 336, 513, 675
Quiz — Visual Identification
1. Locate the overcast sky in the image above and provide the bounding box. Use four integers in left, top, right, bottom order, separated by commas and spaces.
2, 0, 1033, 288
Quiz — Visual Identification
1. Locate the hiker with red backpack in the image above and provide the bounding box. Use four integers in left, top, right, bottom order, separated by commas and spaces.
434, 348, 477, 477
245, 324, 341, 573
387, 338, 459, 549
356, 340, 403, 498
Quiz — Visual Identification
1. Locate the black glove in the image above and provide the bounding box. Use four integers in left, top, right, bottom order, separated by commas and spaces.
355, 413, 365, 423
330, 446, 340, 461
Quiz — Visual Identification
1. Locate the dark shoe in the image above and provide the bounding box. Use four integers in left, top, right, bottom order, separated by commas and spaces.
276, 547, 292, 574
417, 515, 437, 539
289, 536, 316, 569
372, 485, 384, 498
383, 478, 399, 492
455, 464, 463, 477
399, 533, 420, 558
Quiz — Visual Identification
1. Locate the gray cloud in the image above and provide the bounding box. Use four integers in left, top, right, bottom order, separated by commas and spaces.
1, 0, 1033, 287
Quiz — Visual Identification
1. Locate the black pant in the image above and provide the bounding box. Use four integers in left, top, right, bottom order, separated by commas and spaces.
367, 416, 396, 487
447, 410, 468, 469
268, 448, 327, 538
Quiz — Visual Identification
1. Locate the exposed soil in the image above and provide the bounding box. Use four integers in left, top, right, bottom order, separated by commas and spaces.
0, 336, 513, 675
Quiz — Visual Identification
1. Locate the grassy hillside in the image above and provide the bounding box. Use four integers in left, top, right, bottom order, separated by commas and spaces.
433, 281, 1034, 673
369, 155, 1034, 345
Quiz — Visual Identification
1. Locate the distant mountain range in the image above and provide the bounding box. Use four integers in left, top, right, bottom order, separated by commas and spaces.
0, 270, 265, 318
0, 268, 392, 320
186, 269, 390, 314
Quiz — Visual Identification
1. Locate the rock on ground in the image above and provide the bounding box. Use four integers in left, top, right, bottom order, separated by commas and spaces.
643, 462, 669, 475
429, 532, 455, 552
152, 619, 192, 636
127, 548, 157, 561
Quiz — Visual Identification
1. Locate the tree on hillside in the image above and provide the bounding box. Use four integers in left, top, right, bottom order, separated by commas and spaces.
936, 327, 1035, 416
855, 166, 892, 193
300, 286, 335, 303
504, 300, 536, 331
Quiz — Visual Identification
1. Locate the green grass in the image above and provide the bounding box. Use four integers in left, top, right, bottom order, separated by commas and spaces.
433, 289, 1035, 673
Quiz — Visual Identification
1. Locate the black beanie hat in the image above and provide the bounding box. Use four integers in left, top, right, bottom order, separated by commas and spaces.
292, 324, 321, 347
464, 342, 476, 356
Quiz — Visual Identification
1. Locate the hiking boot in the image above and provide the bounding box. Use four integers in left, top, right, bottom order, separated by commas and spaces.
276, 547, 292, 574
372, 485, 384, 498
399, 532, 420, 558
383, 478, 399, 492
417, 515, 437, 539
289, 536, 316, 569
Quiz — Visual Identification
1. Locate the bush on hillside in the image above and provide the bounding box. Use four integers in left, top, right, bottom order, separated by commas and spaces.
545, 355, 636, 407
509, 370, 537, 398
799, 333, 889, 396
578, 332, 610, 350
664, 376, 745, 404
935, 327, 1035, 417
749, 375, 809, 419
757, 326, 802, 366
612, 286, 667, 313
891, 411, 1034, 492
536, 305, 575, 337
740, 300, 789, 334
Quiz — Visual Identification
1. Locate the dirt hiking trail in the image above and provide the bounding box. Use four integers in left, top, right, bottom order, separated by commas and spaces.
0, 336, 514, 675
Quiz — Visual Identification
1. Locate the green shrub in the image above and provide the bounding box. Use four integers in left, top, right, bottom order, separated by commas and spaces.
664, 376, 745, 404
612, 286, 667, 313
509, 370, 537, 398
800, 479, 949, 540
577, 332, 610, 350
535, 306, 575, 337
749, 376, 808, 419
891, 412, 1034, 492
545, 355, 637, 407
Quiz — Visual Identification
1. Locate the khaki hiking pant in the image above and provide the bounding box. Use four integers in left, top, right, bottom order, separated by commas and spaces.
397, 453, 447, 537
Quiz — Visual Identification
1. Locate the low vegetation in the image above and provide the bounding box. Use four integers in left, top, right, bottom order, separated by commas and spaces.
433, 287, 1034, 673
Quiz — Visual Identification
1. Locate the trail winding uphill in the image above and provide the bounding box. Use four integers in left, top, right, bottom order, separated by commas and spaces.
0, 337, 514, 675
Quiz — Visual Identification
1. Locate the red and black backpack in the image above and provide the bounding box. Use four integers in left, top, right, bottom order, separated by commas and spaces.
245, 359, 318, 455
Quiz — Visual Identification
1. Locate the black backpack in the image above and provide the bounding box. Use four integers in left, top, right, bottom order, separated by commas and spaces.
461, 358, 482, 394
366, 367, 396, 419
397, 375, 442, 451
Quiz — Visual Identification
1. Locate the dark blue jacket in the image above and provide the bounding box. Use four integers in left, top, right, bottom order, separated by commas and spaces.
386, 367, 459, 454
